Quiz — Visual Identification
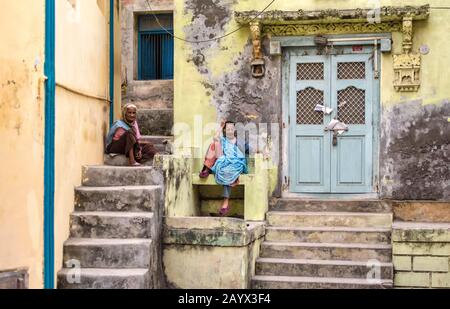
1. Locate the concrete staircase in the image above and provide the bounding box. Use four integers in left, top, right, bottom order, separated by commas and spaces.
252, 199, 394, 289
124, 80, 174, 154
57, 165, 165, 289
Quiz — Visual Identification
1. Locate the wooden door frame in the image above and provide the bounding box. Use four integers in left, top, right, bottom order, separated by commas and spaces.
280, 34, 388, 199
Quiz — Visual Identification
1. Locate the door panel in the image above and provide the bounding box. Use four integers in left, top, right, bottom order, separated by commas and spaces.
336, 136, 365, 184
289, 55, 331, 193
331, 53, 373, 193
289, 47, 376, 194
296, 136, 324, 184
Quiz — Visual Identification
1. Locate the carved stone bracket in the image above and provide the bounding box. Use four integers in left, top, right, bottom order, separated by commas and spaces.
236, 5, 430, 89
249, 21, 265, 78
393, 16, 421, 92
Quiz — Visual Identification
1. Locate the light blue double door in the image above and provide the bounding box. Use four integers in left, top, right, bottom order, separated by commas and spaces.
289, 47, 377, 193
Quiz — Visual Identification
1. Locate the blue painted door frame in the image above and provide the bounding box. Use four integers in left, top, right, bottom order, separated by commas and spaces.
286, 43, 380, 194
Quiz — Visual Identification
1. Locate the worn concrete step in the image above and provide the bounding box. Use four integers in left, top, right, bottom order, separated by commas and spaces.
255, 258, 393, 279
123, 80, 173, 109
141, 135, 174, 154
63, 238, 152, 268
137, 109, 173, 136
267, 212, 392, 228
82, 165, 163, 187
252, 275, 393, 289
260, 241, 392, 262
265, 226, 391, 244
70, 212, 153, 239
271, 199, 392, 213
57, 268, 149, 289
75, 185, 160, 212
103, 154, 153, 166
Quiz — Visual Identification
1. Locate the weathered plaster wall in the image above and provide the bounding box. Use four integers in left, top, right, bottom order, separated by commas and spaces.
155, 155, 199, 217
175, 0, 450, 200
379, 0, 450, 200
54, 0, 118, 281
0, 0, 45, 289
380, 100, 450, 200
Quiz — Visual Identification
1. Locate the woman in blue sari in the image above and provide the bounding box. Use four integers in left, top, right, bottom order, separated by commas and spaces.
199, 121, 248, 215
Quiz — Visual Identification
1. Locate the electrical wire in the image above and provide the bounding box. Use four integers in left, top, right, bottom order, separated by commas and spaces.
145, 0, 276, 44
144, 1, 450, 44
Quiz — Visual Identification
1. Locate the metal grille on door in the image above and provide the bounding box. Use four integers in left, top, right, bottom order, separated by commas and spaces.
297, 88, 324, 124
296, 62, 325, 125
338, 62, 365, 79
337, 87, 366, 124
297, 63, 324, 80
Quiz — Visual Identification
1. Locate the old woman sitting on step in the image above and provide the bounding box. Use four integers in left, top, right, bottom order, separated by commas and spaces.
105, 103, 156, 166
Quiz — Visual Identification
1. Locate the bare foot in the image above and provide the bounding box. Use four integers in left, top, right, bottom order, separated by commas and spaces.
129, 161, 141, 167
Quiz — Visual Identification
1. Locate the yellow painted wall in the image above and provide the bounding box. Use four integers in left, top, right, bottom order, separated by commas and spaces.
0, 0, 45, 288
174, 0, 450, 146
54, 0, 120, 281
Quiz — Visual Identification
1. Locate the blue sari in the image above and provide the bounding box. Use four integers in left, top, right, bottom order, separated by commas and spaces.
211, 137, 248, 186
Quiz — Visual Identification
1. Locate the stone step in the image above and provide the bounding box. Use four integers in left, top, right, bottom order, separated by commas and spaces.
270, 199, 392, 213
63, 238, 153, 268
140, 135, 174, 145
267, 212, 392, 228
103, 154, 153, 166
252, 275, 393, 289
123, 80, 173, 109
265, 226, 391, 244
70, 211, 153, 239
82, 165, 163, 187
57, 268, 149, 289
141, 135, 174, 154
137, 109, 173, 136
255, 258, 393, 279
260, 241, 392, 262
75, 185, 161, 212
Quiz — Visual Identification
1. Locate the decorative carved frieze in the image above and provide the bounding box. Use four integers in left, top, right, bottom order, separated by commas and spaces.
263, 21, 401, 36
235, 5, 430, 25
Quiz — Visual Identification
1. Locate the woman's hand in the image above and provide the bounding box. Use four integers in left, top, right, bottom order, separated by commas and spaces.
214, 118, 226, 141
